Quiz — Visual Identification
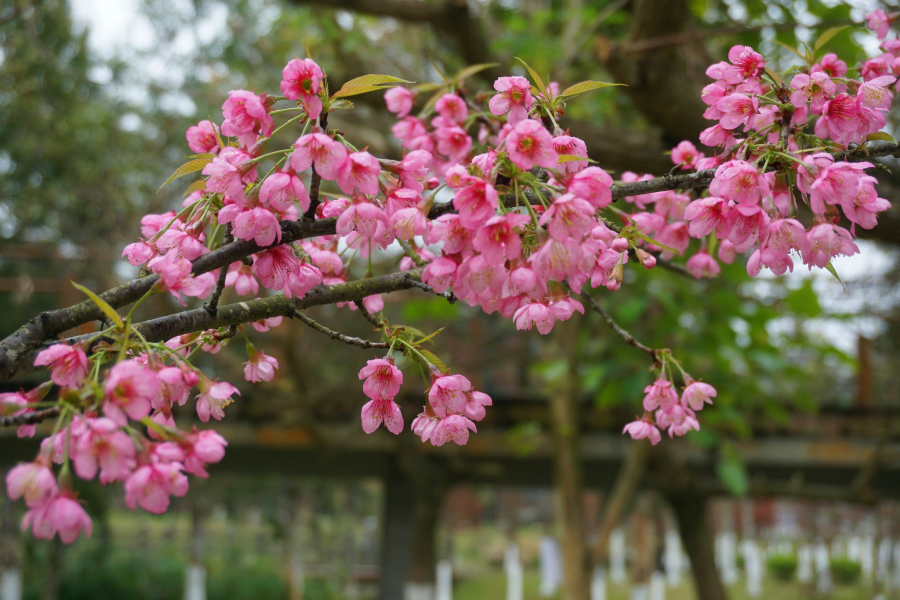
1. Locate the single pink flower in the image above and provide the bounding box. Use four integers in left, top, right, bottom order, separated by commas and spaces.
699, 124, 738, 147
390, 207, 429, 240
22, 492, 92, 544
552, 135, 588, 173
385, 87, 414, 118
843, 176, 891, 230
725, 204, 769, 252
220, 90, 273, 148
506, 119, 558, 171
472, 213, 530, 263
103, 360, 159, 425
464, 391, 492, 422
802, 223, 859, 269
280, 58, 324, 119
436, 93, 468, 123
361, 399, 404, 435
202, 146, 257, 202
671, 141, 704, 169
122, 241, 157, 266
260, 168, 310, 213
124, 461, 188, 514
186, 120, 221, 154
709, 160, 768, 205
567, 167, 614, 208
529, 237, 581, 283
6, 462, 56, 507
359, 358, 403, 401
489, 76, 533, 125
722, 45, 766, 83
336, 200, 389, 241
225, 262, 259, 296
285, 262, 322, 300
243, 348, 279, 383
858, 75, 897, 111
337, 151, 381, 195
622, 419, 661, 445
181, 429, 228, 478
686, 251, 720, 279
72, 417, 136, 483
428, 374, 471, 418
34, 343, 88, 388
252, 316, 284, 333
150, 252, 217, 304
195, 379, 240, 422
716, 93, 759, 130
643, 379, 678, 412
539, 194, 594, 241
431, 414, 477, 446
810, 53, 848, 79
816, 93, 860, 142
866, 9, 893, 40
453, 177, 499, 229
422, 257, 458, 294
292, 133, 348, 181
233, 206, 281, 247
681, 381, 717, 411
514, 302, 556, 335
434, 126, 472, 161
790, 72, 835, 114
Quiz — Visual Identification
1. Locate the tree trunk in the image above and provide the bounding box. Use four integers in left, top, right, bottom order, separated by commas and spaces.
667, 492, 729, 600
593, 442, 649, 567
550, 318, 589, 600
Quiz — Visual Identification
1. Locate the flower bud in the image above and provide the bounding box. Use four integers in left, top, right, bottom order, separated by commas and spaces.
635, 248, 656, 269
611, 237, 630, 252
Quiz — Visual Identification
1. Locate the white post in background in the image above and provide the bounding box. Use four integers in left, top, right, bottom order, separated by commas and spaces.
648, 571, 665, 600
184, 566, 206, 600
538, 536, 562, 598
740, 539, 762, 598
590, 567, 607, 600
609, 529, 627, 584
630, 583, 649, 600
860, 535, 874, 580
663, 530, 682, 587
435, 560, 453, 600
877, 538, 891, 584
185, 503, 207, 600
797, 544, 813, 583
716, 531, 738, 585
893, 542, 900, 588
504, 542, 523, 600
0, 572, 21, 600
814, 542, 832, 595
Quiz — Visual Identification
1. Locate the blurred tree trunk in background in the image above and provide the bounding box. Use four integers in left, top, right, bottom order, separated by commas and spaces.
668, 492, 729, 600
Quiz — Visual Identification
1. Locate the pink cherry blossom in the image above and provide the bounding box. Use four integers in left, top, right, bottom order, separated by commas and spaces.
181, 429, 228, 478
233, 206, 281, 246
716, 94, 759, 130
671, 141, 704, 169
539, 194, 594, 241
337, 151, 381, 195
514, 302, 556, 335
156, 226, 206, 261
434, 126, 472, 161
722, 45, 766, 84
464, 391, 492, 422
473, 213, 530, 263
699, 124, 738, 147
252, 316, 283, 333
489, 76, 533, 125
260, 168, 310, 213
567, 166, 614, 208
390, 207, 429, 240
292, 133, 348, 181
22, 492, 92, 544
124, 461, 188, 514
281, 58, 324, 119
150, 252, 217, 304
435, 93, 468, 123
6, 462, 56, 507
433, 414, 477, 446
552, 135, 588, 173
361, 399, 404, 434
843, 176, 891, 230
725, 204, 769, 252
548, 296, 585, 322
157, 366, 193, 407
667, 410, 700, 438
244, 349, 279, 383
220, 90, 273, 148
285, 262, 322, 300
453, 177, 499, 229
225, 262, 259, 296
72, 417, 136, 483
859, 76, 897, 111
428, 375, 470, 418
789, 72, 835, 114
811, 53, 848, 79
336, 200, 389, 241
709, 160, 768, 205
122, 241, 157, 266
202, 146, 257, 202
34, 343, 88, 388
816, 93, 860, 143
802, 223, 859, 269
643, 379, 678, 412
686, 251, 720, 279
186, 120, 221, 154
622, 419, 661, 445
103, 360, 159, 425
506, 119, 558, 171
422, 257, 459, 293
255, 246, 300, 291
385, 87, 414, 118
867, 9, 892, 40
195, 379, 240, 422
359, 358, 403, 401
797, 154, 862, 214
681, 381, 717, 411
529, 237, 581, 283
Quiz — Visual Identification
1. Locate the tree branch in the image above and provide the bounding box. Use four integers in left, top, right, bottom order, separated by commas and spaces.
292, 310, 389, 349
583, 292, 658, 359
0, 406, 61, 428
203, 225, 233, 316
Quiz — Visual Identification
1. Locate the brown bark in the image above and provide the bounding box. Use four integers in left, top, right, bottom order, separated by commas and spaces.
550, 318, 589, 600
592, 441, 649, 566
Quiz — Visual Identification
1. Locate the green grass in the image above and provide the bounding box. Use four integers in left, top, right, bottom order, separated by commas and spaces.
453, 569, 876, 600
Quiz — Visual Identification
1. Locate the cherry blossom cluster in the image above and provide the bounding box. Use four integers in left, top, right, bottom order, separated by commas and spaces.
5, 21, 897, 541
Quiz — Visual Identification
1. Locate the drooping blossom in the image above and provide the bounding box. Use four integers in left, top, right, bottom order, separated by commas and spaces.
186, 120, 221, 154
260, 168, 310, 213
866, 9, 893, 40
622, 419, 661, 445
473, 214, 530, 263
150, 252, 217, 305
514, 302, 555, 335
22, 492, 92, 543
435, 94, 468, 123
292, 133, 348, 181
195, 378, 240, 422
285, 262, 322, 300
6, 461, 56, 507
34, 344, 88, 388
181, 429, 228, 478
385, 87, 414, 118
72, 417, 137, 483
243, 346, 279, 383
716, 94, 759, 130
642, 379, 678, 412
233, 206, 281, 246
225, 262, 259, 296
568, 167, 613, 208
722, 45, 766, 84
254, 246, 300, 291
220, 90, 273, 147
202, 146, 257, 202
280, 58, 325, 120
337, 151, 381, 195
359, 358, 403, 401
686, 251, 720, 279
681, 381, 717, 411
428, 374, 470, 418
361, 399, 404, 435
103, 360, 159, 425
124, 459, 188, 515
671, 141, 704, 169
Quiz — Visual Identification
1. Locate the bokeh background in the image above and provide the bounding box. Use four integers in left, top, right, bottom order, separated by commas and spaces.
2, 0, 900, 599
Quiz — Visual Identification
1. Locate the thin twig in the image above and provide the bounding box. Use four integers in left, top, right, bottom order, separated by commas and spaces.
406, 279, 456, 304
583, 293, 657, 359
397, 239, 427, 268
204, 225, 233, 316
357, 302, 385, 329
0, 406, 61, 428
293, 310, 389, 349
303, 113, 328, 221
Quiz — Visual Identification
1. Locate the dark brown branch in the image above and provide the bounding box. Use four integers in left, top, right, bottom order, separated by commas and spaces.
293, 310, 389, 349
357, 302, 385, 329
304, 114, 328, 221
0, 406, 61, 428
583, 293, 658, 359
203, 225, 233, 316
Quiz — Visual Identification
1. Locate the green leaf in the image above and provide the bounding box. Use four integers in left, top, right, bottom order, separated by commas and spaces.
182, 180, 208, 197
339, 74, 413, 89
414, 82, 445, 93
632, 230, 682, 256
764, 67, 784, 86
416, 348, 448, 374
559, 80, 624, 99
72, 281, 124, 329
332, 84, 399, 99
866, 131, 894, 142
329, 98, 354, 111
413, 327, 445, 345
813, 26, 846, 54
515, 57, 545, 94
774, 40, 808, 62
716, 445, 748, 496
824, 260, 846, 291
454, 63, 499, 82
557, 154, 594, 164
158, 155, 214, 192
